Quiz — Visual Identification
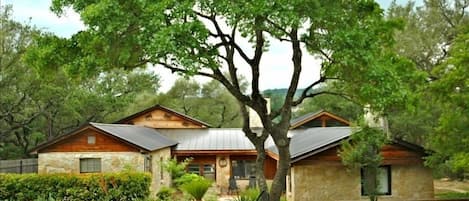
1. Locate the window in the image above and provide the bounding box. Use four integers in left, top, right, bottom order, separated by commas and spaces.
87, 135, 96, 144
231, 160, 256, 179
80, 158, 101, 173
203, 164, 215, 180
144, 155, 152, 172
188, 164, 200, 175
361, 166, 391, 196
186, 163, 216, 180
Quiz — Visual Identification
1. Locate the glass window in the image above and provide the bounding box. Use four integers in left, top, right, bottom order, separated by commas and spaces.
144, 155, 152, 172
232, 160, 256, 179
87, 135, 96, 144
203, 164, 216, 180
187, 164, 200, 175
80, 158, 101, 173
361, 166, 391, 196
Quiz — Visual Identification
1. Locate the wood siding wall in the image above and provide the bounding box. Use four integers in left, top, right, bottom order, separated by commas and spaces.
40, 129, 139, 153
128, 110, 204, 128
295, 144, 424, 166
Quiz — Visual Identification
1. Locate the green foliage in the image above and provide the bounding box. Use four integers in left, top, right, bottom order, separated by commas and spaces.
340, 126, 387, 201
155, 186, 175, 201
158, 78, 243, 128
0, 172, 151, 201
425, 27, 469, 175
340, 126, 387, 168
0, 4, 161, 159
233, 188, 261, 201
293, 86, 363, 122
179, 175, 212, 201
162, 157, 191, 187
436, 192, 469, 199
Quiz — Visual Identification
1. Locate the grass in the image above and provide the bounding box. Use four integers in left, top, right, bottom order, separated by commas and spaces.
435, 179, 469, 199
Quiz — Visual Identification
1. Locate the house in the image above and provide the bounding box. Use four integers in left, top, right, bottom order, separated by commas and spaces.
31, 105, 434, 201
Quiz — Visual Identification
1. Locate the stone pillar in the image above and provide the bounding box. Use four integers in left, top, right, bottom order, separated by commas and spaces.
216, 155, 231, 193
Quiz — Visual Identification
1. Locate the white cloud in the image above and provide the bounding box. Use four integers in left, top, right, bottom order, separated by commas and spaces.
5, 0, 84, 37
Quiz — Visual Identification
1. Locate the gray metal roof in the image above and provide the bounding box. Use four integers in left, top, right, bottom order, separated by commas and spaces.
90, 123, 178, 151
156, 129, 262, 150
268, 127, 352, 159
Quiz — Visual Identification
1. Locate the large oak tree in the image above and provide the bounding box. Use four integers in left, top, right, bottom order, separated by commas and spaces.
41, 1, 413, 200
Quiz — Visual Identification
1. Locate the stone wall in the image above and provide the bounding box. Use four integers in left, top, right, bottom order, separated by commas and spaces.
216, 155, 231, 190
149, 147, 172, 195
290, 161, 433, 201
38, 152, 145, 174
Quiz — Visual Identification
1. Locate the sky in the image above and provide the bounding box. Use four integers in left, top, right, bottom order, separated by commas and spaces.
3, 0, 422, 92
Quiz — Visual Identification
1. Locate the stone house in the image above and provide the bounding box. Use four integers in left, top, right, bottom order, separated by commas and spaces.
31, 104, 434, 200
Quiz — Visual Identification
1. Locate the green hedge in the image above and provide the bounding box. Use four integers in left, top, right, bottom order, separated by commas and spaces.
0, 172, 151, 201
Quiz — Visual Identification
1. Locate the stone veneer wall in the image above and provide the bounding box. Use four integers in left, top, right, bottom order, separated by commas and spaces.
149, 147, 172, 195
290, 162, 433, 201
216, 155, 231, 191
38, 152, 145, 174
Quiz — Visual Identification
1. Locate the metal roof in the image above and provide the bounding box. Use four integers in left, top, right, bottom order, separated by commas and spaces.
90, 123, 178, 151
268, 127, 352, 159
156, 129, 267, 150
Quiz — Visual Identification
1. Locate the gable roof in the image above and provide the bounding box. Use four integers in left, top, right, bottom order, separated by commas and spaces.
290, 110, 350, 129
268, 127, 352, 162
114, 104, 211, 128
31, 123, 177, 154
90, 123, 178, 151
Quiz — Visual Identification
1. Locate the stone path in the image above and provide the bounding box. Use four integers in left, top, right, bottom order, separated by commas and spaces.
218, 195, 235, 201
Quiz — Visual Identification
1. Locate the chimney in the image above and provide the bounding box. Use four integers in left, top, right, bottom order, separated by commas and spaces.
249, 98, 271, 129
363, 104, 390, 136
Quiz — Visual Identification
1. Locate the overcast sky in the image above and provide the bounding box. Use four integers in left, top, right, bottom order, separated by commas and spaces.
3, 0, 422, 92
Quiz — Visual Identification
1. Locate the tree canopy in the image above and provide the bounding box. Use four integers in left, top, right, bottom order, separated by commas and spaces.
32, 1, 415, 200
0, 4, 161, 159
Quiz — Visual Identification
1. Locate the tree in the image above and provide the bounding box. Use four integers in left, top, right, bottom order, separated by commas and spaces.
0, 4, 161, 158
159, 78, 243, 128
0, 5, 49, 158
385, 0, 469, 176
425, 27, 469, 177
293, 86, 363, 122
340, 125, 387, 201
46, 1, 411, 200
385, 0, 469, 146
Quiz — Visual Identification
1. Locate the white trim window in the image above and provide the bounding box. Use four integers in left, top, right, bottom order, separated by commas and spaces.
80, 158, 101, 173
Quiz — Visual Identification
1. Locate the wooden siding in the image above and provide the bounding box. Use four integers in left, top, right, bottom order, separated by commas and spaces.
40, 128, 139, 153
291, 111, 350, 129
294, 144, 424, 166
129, 109, 204, 129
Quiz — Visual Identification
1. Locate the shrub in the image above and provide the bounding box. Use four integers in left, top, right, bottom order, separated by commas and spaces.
179, 175, 212, 201
0, 172, 151, 201
162, 157, 191, 187
155, 186, 175, 201
233, 188, 261, 201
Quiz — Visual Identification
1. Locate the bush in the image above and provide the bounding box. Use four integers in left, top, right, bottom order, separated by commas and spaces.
162, 157, 191, 188
233, 188, 261, 201
0, 172, 151, 201
155, 186, 175, 201
179, 174, 212, 201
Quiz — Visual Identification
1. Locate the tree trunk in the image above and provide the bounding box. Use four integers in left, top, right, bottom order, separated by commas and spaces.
269, 141, 290, 201
255, 145, 269, 201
